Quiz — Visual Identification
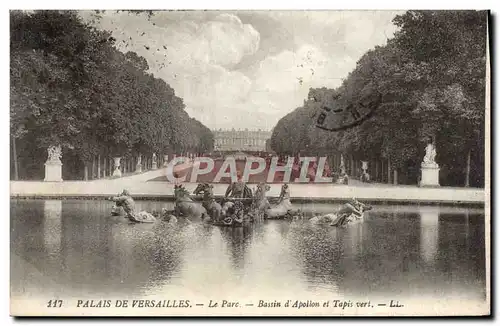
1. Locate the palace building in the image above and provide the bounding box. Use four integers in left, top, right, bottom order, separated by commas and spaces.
213, 128, 272, 152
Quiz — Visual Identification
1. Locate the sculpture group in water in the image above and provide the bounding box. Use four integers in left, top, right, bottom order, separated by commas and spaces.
109, 181, 371, 228
308, 198, 372, 227
109, 189, 158, 223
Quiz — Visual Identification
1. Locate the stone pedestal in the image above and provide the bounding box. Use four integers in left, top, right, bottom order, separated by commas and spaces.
420, 164, 440, 187
163, 155, 169, 167
44, 162, 63, 182
420, 142, 440, 187
44, 145, 63, 182
112, 157, 122, 178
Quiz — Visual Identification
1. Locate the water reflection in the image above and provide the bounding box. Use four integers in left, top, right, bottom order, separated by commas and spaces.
43, 200, 62, 266
11, 200, 486, 302
288, 224, 342, 294
419, 206, 439, 263
39, 200, 185, 297
219, 226, 253, 270
343, 217, 365, 257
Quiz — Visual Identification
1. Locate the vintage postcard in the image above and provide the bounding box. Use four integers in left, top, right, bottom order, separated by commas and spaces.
9, 9, 490, 317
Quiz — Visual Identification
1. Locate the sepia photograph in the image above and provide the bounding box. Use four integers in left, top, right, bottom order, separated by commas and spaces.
9, 8, 490, 317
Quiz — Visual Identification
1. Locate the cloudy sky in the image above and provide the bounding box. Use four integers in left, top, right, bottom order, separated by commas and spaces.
81, 10, 403, 131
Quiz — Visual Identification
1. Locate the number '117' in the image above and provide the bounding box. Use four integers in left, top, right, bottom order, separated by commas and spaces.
47, 299, 63, 308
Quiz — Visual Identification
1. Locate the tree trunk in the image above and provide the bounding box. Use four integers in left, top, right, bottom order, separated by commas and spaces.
465, 149, 471, 187
381, 160, 384, 183
12, 136, 19, 180
97, 155, 101, 179
387, 157, 392, 184
375, 160, 379, 182
89, 157, 93, 180
379, 160, 382, 182
104, 155, 108, 177
350, 155, 354, 176
393, 169, 398, 185
84, 164, 88, 181
93, 156, 96, 179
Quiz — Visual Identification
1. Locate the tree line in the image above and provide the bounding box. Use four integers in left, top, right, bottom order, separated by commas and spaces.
10, 10, 214, 180
270, 10, 487, 187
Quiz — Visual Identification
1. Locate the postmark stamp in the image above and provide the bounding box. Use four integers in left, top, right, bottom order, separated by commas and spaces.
314, 90, 383, 132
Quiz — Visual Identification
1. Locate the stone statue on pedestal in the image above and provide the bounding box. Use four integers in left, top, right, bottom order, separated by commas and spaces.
420, 141, 440, 186
113, 157, 122, 178
152, 153, 158, 169
136, 155, 142, 173
422, 143, 438, 167
339, 154, 346, 175
333, 154, 348, 184
44, 145, 63, 182
46, 145, 62, 164
361, 161, 370, 183
361, 161, 368, 173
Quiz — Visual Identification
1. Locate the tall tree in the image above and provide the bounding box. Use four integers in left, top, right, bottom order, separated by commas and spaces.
10, 10, 214, 180
270, 10, 487, 187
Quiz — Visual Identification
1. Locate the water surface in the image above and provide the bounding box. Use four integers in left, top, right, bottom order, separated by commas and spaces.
11, 199, 486, 304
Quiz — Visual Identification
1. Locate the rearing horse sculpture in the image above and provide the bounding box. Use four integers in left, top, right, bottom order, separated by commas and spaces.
265, 183, 296, 219
193, 183, 223, 222
174, 184, 209, 221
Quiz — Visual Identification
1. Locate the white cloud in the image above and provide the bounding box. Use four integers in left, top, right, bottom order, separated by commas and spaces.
80, 10, 400, 131
199, 13, 260, 68
234, 44, 354, 129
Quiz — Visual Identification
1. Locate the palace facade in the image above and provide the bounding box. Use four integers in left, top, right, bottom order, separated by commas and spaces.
213, 128, 272, 152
